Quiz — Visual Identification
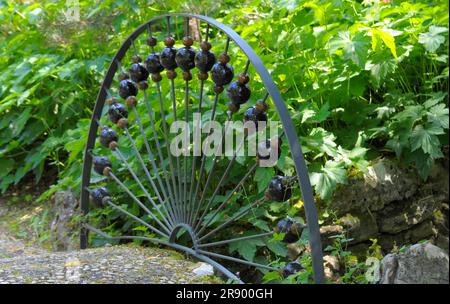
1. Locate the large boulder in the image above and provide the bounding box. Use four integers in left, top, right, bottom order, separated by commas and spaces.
378, 243, 449, 284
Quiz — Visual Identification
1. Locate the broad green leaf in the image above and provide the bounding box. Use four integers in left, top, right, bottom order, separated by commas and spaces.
301, 128, 338, 158
371, 28, 397, 58
410, 124, 442, 156
262, 271, 282, 283
250, 218, 271, 232
329, 31, 370, 68
254, 167, 275, 193
229, 238, 265, 262
412, 150, 436, 180
418, 26, 448, 52
427, 103, 449, 129
366, 50, 397, 88
267, 239, 288, 257
310, 161, 347, 200
424, 92, 447, 109
292, 7, 315, 27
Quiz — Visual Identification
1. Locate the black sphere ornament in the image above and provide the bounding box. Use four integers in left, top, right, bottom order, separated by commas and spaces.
145, 53, 164, 74
266, 176, 292, 202
211, 62, 234, 86
93, 156, 112, 176
257, 138, 281, 161
195, 50, 216, 73
274, 219, 304, 243
244, 106, 267, 130
99, 126, 118, 148
175, 47, 196, 71
108, 102, 128, 124
90, 187, 109, 208
129, 62, 149, 83
227, 81, 251, 104
282, 262, 303, 278
118, 79, 138, 99
160, 47, 178, 70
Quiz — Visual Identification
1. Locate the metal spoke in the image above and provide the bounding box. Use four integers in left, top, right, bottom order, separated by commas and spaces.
126, 38, 180, 225
197, 162, 258, 235
198, 197, 266, 242
197, 249, 277, 271
155, 82, 182, 223
193, 66, 259, 233
197, 124, 284, 236
84, 223, 243, 283
113, 147, 173, 233
194, 130, 247, 233
140, 89, 180, 223
190, 112, 232, 231
85, 189, 169, 238
141, 26, 182, 223
94, 115, 175, 229
190, 93, 221, 216
182, 17, 190, 224
187, 22, 210, 226
170, 78, 184, 222
107, 171, 172, 236
129, 106, 178, 227
196, 111, 278, 233
166, 16, 184, 222
198, 231, 273, 248
189, 36, 233, 227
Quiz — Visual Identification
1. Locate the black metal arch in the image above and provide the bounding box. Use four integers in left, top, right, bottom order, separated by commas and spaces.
80, 13, 324, 284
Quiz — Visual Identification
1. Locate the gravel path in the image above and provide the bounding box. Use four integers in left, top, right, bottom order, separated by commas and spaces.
0, 205, 216, 284
0, 245, 212, 284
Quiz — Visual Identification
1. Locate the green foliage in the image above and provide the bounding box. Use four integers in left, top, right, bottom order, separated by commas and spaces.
0, 0, 449, 284
1, 0, 448, 199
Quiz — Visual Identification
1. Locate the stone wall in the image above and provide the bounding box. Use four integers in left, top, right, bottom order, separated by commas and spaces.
321, 157, 449, 254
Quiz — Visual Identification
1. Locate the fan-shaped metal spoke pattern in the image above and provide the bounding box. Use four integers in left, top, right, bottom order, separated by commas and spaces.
80, 13, 324, 284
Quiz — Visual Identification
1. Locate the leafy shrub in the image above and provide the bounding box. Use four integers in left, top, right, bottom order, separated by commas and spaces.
0, 0, 448, 283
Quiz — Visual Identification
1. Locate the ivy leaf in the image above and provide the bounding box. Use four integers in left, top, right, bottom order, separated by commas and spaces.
229, 238, 265, 262
329, 31, 370, 68
292, 7, 315, 27
310, 161, 347, 200
410, 124, 443, 156
418, 26, 448, 53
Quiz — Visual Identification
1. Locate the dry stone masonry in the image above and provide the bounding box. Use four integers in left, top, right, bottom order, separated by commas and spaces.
322, 157, 449, 253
